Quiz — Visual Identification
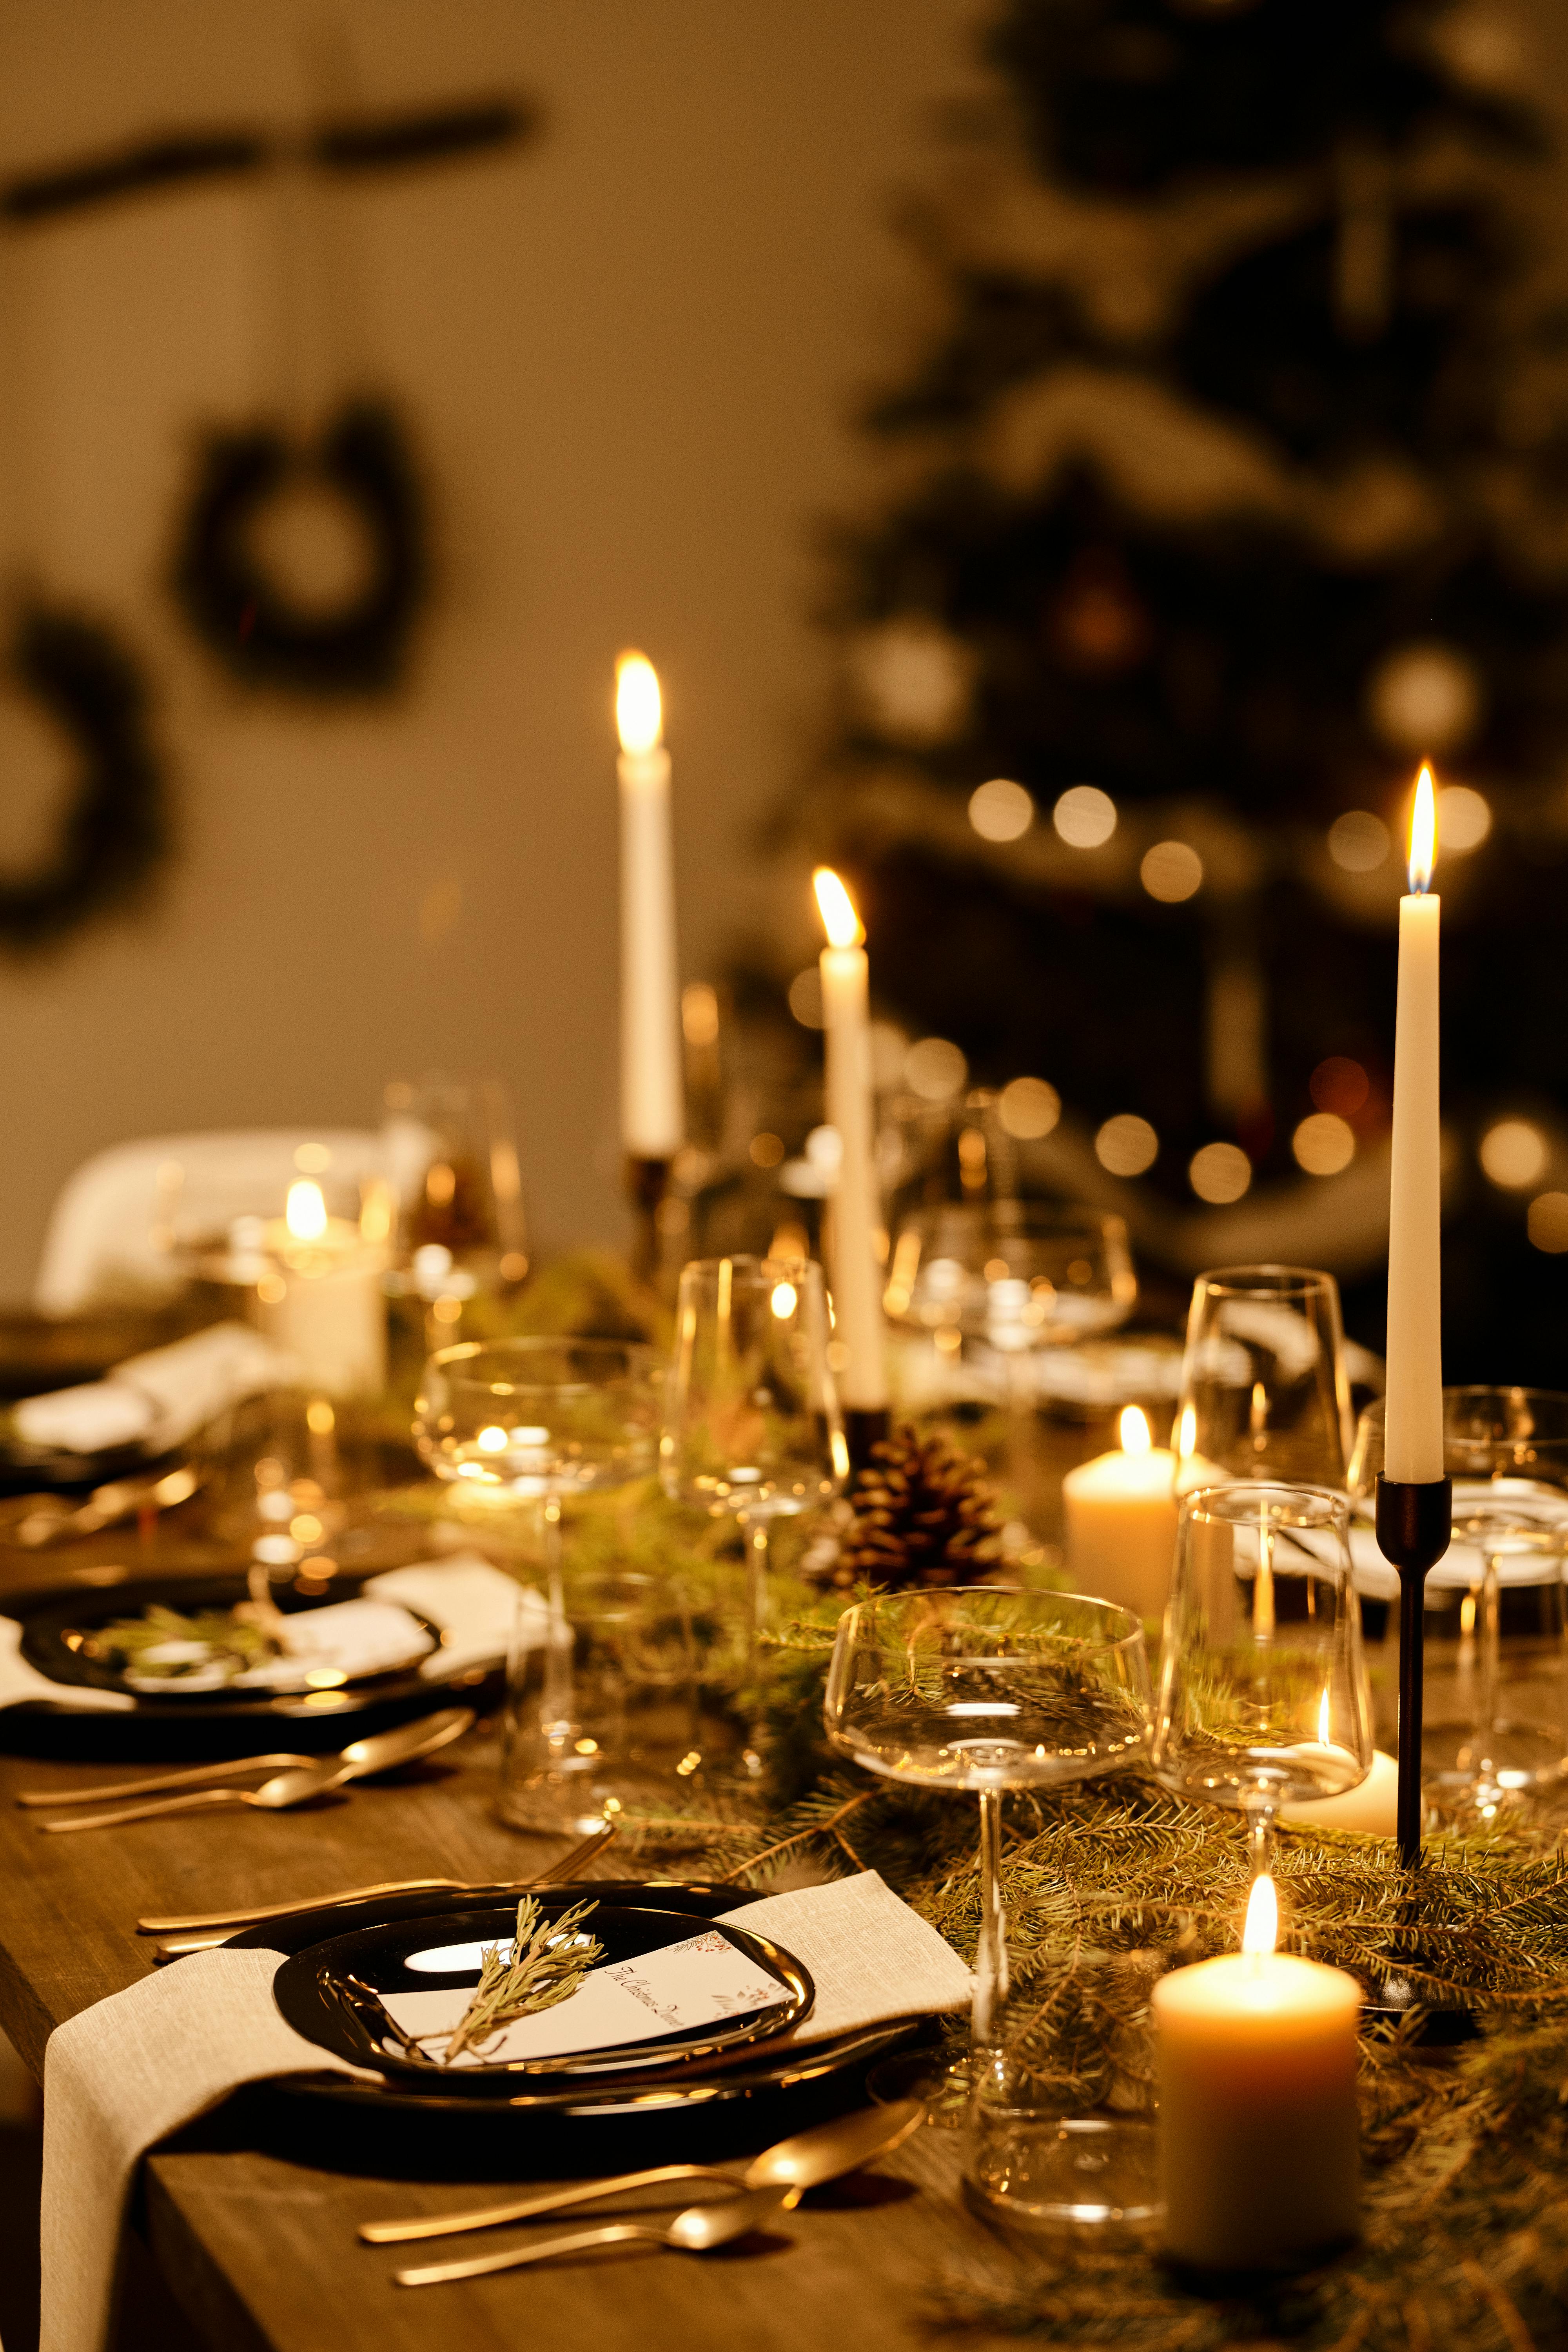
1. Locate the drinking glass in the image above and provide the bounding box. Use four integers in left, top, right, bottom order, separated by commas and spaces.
1174, 1265, 1352, 1489
412, 1338, 664, 1826
1151, 1482, 1372, 1875
384, 1074, 530, 1341
1349, 1391, 1568, 1813
661, 1255, 846, 1685
826, 1588, 1152, 2159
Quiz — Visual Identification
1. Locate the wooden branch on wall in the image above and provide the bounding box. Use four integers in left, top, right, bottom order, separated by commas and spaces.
0, 97, 539, 227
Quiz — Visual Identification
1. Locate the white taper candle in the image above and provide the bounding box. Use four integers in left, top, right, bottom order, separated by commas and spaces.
814, 868, 887, 1411
616, 653, 684, 1160
1384, 766, 1443, 1486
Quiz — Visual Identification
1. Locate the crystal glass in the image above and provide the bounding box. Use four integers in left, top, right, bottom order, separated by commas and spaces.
1349, 1391, 1568, 1813
500, 1568, 700, 1834
412, 1338, 664, 1829
661, 1257, 846, 1731
826, 1587, 1152, 2179
384, 1075, 529, 1341
1151, 1482, 1372, 1873
1174, 1265, 1353, 1488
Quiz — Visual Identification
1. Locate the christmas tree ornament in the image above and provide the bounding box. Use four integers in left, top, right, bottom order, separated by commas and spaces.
814, 1425, 1004, 1592
1367, 641, 1483, 755
849, 618, 974, 746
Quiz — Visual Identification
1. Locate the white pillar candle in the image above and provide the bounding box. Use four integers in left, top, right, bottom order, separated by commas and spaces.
1385, 765, 1443, 1485
813, 867, 887, 1411
1062, 1409, 1227, 1620
616, 651, 684, 1160
256, 1183, 388, 1399
1279, 1749, 1398, 1836
1153, 1875, 1361, 2271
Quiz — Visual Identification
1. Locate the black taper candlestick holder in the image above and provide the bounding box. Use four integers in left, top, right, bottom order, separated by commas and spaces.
843, 1405, 891, 1477
624, 1154, 671, 1289
1375, 1474, 1452, 1868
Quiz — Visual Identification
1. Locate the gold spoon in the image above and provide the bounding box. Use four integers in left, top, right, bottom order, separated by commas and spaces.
360, 2097, 926, 2245
392, 2187, 788, 2288
40, 1756, 354, 1833
18, 1706, 475, 1809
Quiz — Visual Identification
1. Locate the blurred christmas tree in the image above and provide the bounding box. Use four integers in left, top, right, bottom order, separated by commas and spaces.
780, 0, 1568, 1378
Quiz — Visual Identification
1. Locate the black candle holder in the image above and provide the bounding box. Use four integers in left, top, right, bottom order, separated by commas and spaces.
843, 1405, 891, 1477
1374, 1474, 1452, 1867
624, 1154, 671, 1289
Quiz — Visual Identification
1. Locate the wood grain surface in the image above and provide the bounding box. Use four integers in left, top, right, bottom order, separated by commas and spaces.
0, 1518, 1017, 2352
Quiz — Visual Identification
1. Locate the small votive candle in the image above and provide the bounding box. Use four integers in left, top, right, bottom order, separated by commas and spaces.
1152, 1876, 1361, 2271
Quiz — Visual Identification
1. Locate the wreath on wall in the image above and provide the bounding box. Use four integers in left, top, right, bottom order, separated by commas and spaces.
171, 398, 427, 696
0, 603, 168, 951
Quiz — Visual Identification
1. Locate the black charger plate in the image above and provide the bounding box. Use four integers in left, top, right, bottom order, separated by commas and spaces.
225, 1882, 920, 2169
0, 1569, 503, 1761
273, 1895, 812, 2091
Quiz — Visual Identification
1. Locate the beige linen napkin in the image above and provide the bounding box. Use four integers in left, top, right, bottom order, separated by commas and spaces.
40, 1873, 968, 2352
715, 1871, 972, 2044
363, 1553, 539, 1678
40, 1946, 365, 2352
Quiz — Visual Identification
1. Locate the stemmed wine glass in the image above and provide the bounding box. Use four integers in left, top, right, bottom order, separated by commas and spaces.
661, 1256, 846, 1762
1151, 1481, 1372, 1876
825, 1588, 1152, 2130
413, 1338, 663, 1818
1349, 1390, 1568, 1815
1174, 1265, 1353, 1488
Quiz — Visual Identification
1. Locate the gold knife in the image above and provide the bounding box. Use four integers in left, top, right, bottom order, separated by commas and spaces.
140, 1822, 619, 1942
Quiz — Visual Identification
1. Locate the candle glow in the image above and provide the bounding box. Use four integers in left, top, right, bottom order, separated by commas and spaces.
285, 1180, 328, 1244
615, 652, 662, 756
1119, 1405, 1152, 1455
1241, 1872, 1278, 1958
813, 866, 865, 950
1408, 764, 1436, 894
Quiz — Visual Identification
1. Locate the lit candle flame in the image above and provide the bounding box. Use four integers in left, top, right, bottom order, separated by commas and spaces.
1242, 1872, 1278, 1958
813, 866, 865, 949
1119, 1404, 1152, 1455
615, 651, 663, 755
285, 1179, 328, 1243
1407, 764, 1437, 895
1177, 1404, 1196, 1457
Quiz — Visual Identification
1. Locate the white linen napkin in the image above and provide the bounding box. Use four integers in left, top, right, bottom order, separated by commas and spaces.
39, 1870, 968, 2352
364, 1554, 535, 1677
0, 1617, 133, 1713
14, 1323, 289, 1456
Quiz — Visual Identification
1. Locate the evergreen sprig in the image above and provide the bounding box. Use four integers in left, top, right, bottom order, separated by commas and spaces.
444, 1896, 603, 2062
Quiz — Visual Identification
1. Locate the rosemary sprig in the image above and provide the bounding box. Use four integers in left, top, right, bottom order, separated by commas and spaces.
444, 1895, 604, 2062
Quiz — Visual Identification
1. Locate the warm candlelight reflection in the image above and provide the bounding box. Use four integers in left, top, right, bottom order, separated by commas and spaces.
615, 651, 663, 755
1242, 1871, 1278, 1958
285, 1179, 328, 1243
1408, 763, 1437, 894
813, 866, 865, 949
1119, 1404, 1151, 1455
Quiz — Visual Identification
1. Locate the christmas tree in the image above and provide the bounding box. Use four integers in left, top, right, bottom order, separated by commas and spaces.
773, 0, 1568, 1380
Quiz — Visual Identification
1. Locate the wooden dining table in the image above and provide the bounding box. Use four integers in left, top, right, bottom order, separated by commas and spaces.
0, 1510, 1015, 2352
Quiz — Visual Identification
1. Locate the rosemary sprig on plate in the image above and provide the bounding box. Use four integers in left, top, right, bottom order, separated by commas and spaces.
445, 1895, 604, 2062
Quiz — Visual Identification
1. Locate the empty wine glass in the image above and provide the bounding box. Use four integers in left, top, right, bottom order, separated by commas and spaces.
384, 1074, 530, 1341
1151, 1482, 1372, 1876
413, 1338, 663, 1825
1174, 1266, 1353, 1489
662, 1256, 846, 1758
826, 1588, 1152, 2151
1349, 1390, 1568, 1815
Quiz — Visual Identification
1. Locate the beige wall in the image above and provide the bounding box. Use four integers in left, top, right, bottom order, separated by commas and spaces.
0, 0, 975, 1297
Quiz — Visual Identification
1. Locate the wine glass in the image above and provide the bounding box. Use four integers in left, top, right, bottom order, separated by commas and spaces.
1151, 1481, 1372, 1876
384, 1074, 530, 1341
413, 1338, 664, 1823
1174, 1265, 1352, 1489
826, 1587, 1152, 2148
661, 1256, 846, 1761
1348, 1390, 1568, 1816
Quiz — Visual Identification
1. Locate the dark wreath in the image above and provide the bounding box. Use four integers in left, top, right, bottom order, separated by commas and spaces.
171, 399, 427, 696
0, 604, 167, 951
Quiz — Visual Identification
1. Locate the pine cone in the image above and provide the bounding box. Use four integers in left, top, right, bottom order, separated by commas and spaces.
815, 1424, 1004, 1592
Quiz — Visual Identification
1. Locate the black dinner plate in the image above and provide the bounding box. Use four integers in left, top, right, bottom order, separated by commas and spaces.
272, 1896, 813, 2093
0, 1569, 503, 1761
224, 1883, 921, 2167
